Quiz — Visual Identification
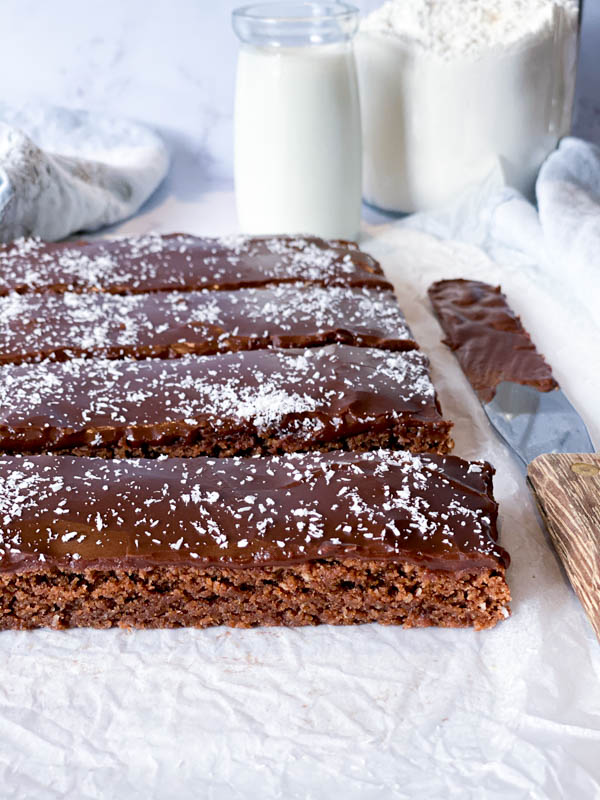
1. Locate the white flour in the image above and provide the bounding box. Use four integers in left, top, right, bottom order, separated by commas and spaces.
361, 0, 578, 59
356, 0, 579, 211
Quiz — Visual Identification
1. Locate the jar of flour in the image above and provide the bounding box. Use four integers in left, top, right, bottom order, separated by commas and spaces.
356, 0, 580, 212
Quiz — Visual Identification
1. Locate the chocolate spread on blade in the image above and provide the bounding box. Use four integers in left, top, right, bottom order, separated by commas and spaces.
0, 233, 392, 295
0, 450, 509, 574
0, 285, 417, 365
428, 279, 558, 403
0, 345, 447, 453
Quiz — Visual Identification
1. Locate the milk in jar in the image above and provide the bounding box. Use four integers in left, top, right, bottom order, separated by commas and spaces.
233, 3, 362, 240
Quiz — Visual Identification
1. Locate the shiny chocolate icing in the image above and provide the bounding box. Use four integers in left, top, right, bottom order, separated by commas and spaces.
0, 345, 447, 453
0, 233, 392, 295
428, 279, 558, 403
0, 450, 509, 573
0, 284, 416, 365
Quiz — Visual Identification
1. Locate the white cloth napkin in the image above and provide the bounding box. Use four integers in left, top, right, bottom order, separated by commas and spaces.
0, 105, 169, 242
402, 137, 600, 327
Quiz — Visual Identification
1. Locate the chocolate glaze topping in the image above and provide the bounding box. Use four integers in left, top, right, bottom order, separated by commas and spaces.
0, 450, 509, 574
0, 345, 447, 453
0, 284, 416, 365
428, 279, 558, 403
0, 233, 391, 295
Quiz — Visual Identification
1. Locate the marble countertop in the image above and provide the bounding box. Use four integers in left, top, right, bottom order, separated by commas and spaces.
0, 0, 597, 234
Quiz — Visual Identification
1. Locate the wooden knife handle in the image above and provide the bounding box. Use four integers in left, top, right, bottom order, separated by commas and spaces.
528, 453, 600, 642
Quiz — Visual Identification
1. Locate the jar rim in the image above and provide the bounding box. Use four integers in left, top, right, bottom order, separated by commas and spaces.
233, 2, 359, 46
234, 2, 358, 23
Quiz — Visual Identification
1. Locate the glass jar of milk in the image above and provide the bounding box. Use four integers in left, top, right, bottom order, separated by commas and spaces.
233, 2, 362, 240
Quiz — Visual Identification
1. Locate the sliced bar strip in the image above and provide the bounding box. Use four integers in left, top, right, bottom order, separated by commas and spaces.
0, 345, 453, 456
0, 285, 417, 366
0, 233, 392, 295
428, 279, 557, 403
0, 450, 510, 630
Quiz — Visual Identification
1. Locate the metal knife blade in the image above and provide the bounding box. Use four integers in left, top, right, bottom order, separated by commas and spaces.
484, 382, 595, 469
427, 278, 595, 463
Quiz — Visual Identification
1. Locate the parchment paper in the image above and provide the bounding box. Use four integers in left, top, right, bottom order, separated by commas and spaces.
1, 222, 599, 800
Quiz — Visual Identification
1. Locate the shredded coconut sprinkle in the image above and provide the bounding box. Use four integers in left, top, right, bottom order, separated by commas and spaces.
0, 450, 506, 570
0, 345, 439, 439
0, 234, 388, 294
0, 284, 414, 363
361, 0, 578, 59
